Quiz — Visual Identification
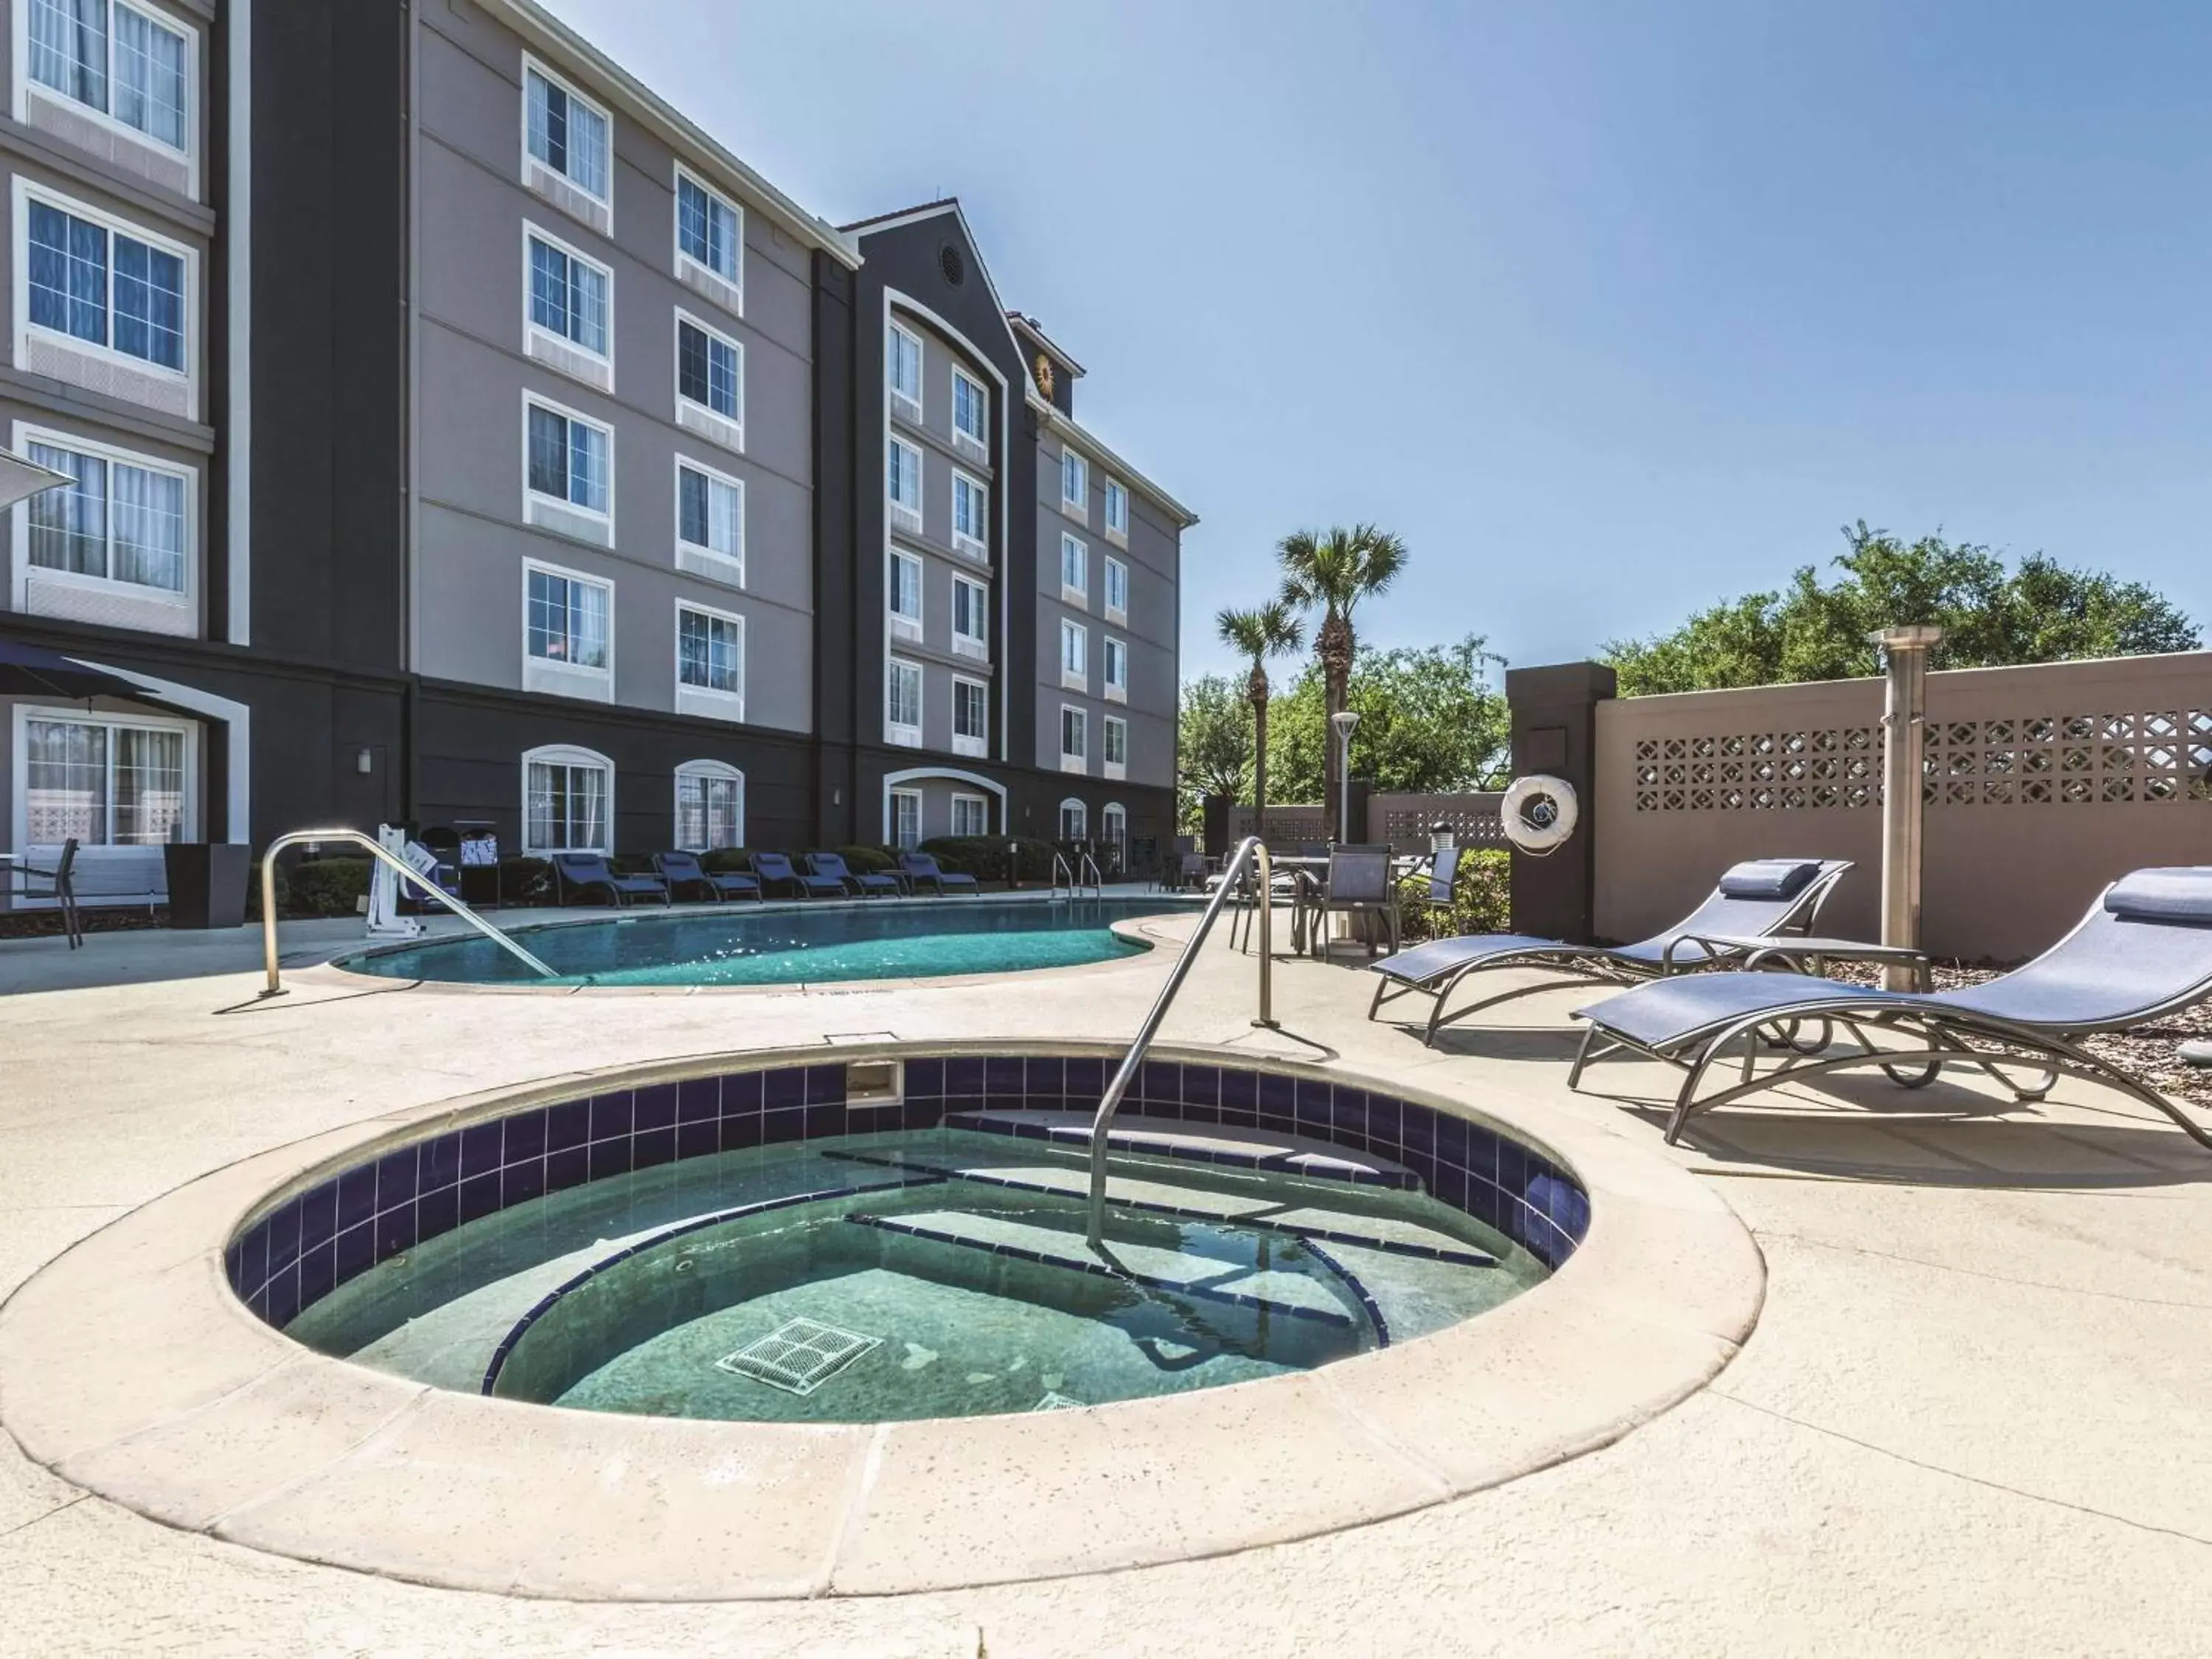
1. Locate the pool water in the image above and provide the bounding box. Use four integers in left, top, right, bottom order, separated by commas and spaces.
341, 897, 1188, 987
285, 1128, 1545, 1422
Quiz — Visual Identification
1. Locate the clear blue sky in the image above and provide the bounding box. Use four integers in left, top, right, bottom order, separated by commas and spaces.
545, 0, 2212, 683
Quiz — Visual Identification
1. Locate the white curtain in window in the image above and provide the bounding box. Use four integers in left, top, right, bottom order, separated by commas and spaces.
26, 442, 106, 577
113, 726, 184, 843
111, 460, 185, 591
24, 719, 105, 844
29, 0, 106, 110
114, 4, 188, 148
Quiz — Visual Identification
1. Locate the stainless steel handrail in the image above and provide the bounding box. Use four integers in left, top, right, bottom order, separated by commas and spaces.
1077, 849, 1103, 896
258, 828, 557, 997
1086, 835, 1274, 1246
1049, 849, 1075, 899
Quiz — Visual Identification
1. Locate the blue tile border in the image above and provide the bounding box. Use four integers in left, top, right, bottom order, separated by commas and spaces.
226, 1055, 1590, 1331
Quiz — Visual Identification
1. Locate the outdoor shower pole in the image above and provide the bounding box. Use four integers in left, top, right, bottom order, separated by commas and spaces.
1873, 625, 1943, 990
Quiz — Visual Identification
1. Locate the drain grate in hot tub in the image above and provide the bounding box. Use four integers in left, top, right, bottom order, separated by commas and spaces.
717, 1318, 883, 1396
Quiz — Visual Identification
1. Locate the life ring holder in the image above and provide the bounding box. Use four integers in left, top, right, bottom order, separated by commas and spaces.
1501, 775, 1579, 857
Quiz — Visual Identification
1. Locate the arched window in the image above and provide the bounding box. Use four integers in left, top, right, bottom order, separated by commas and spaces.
1101, 802, 1127, 869
521, 744, 613, 853
673, 760, 745, 851
1057, 797, 1087, 842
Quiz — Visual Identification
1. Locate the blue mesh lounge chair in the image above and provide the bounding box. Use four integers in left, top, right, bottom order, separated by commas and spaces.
1368, 858, 1854, 1046
653, 850, 761, 902
1568, 866, 2212, 1151
809, 851, 902, 897
752, 850, 846, 900
552, 852, 669, 907
900, 851, 979, 894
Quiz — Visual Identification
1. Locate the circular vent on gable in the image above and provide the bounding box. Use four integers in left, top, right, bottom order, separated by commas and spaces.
939, 243, 967, 288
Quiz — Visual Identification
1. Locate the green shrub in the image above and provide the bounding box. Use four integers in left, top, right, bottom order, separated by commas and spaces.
835, 845, 898, 875
496, 855, 554, 905
918, 835, 1057, 882
245, 861, 288, 921
1396, 847, 1510, 945
285, 856, 373, 918
699, 847, 754, 874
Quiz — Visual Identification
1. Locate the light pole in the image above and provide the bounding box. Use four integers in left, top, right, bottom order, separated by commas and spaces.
1871, 625, 1942, 990
1331, 710, 1360, 844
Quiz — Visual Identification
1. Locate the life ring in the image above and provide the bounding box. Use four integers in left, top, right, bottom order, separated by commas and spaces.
1501, 775, 1578, 855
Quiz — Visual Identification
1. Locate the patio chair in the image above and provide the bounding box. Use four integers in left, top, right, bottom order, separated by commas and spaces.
1566, 866, 2212, 1152
900, 851, 979, 895
809, 851, 902, 898
752, 850, 846, 900
7, 838, 81, 948
551, 852, 670, 908
1369, 858, 1854, 1046
653, 850, 761, 902
1301, 844, 1401, 959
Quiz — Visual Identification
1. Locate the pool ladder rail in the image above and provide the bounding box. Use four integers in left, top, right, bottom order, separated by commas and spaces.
1049, 847, 1104, 900
257, 827, 558, 998
1085, 835, 1276, 1248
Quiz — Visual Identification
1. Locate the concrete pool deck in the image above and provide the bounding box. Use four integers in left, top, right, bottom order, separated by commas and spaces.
1, 903, 2209, 1654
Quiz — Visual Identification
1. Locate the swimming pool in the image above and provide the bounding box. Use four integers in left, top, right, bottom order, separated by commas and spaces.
338, 895, 1192, 987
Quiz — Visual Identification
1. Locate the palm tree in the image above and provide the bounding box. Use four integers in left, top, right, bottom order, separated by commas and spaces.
1277, 524, 1409, 839
1216, 599, 1305, 841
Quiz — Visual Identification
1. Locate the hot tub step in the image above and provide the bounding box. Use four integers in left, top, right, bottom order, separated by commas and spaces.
943, 1110, 1420, 1189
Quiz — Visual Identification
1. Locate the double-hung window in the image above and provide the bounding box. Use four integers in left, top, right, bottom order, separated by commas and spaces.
952, 675, 987, 757
1060, 619, 1087, 689
524, 397, 611, 535
1104, 479, 1129, 540
886, 437, 922, 532
674, 167, 742, 305
524, 227, 611, 384
887, 320, 922, 420
1060, 533, 1088, 602
675, 313, 743, 448
891, 788, 922, 849
950, 574, 988, 658
1102, 802, 1127, 866
523, 745, 611, 853
25, 192, 187, 375
676, 602, 745, 712
887, 548, 922, 641
951, 470, 988, 557
674, 761, 743, 851
675, 459, 744, 582
524, 60, 611, 228
24, 435, 187, 598
1058, 798, 1087, 841
1060, 708, 1088, 771
1104, 636, 1129, 702
1104, 715, 1129, 778
950, 793, 990, 838
1060, 449, 1088, 518
21, 712, 187, 846
1105, 555, 1129, 622
886, 658, 922, 745
524, 563, 610, 672
27, 0, 192, 156
951, 368, 988, 456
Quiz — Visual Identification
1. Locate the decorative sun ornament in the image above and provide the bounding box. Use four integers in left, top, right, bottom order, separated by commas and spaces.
1034, 351, 1055, 399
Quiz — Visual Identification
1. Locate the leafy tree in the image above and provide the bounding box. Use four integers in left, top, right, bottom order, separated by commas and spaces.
1216, 599, 1305, 836
1604, 521, 2199, 695
1276, 524, 1409, 839
1175, 673, 1252, 832
1266, 636, 1509, 802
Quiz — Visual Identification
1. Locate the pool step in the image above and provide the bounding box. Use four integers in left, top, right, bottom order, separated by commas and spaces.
845, 1209, 1359, 1329
822, 1148, 1493, 1267
943, 1110, 1421, 1190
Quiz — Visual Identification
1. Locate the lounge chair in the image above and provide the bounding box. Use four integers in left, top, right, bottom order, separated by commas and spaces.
552, 852, 669, 907
1369, 858, 1853, 1046
654, 850, 761, 902
1568, 866, 2212, 1150
6, 838, 81, 948
900, 851, 979, 894
752, 850, 846, 900
809, 851, 902, 898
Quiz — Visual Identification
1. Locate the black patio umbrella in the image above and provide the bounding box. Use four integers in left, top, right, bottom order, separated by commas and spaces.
0, 636, 157, 701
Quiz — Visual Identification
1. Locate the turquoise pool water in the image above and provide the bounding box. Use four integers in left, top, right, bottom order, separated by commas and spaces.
341, 896, 1190, 987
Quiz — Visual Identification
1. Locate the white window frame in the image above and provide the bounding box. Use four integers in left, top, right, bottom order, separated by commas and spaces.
674, 307, 745, 451
1060, 704, 1087, 773
950, 366, 988, 459
672, 758, 745, 852
520, 55, 612, 221
886, 435, 923, 534
520, 741, 613, 856
521, 220, 614, 386
950, 672, 988, 759
1104, 554, 1128, 625
673, 597, 746, 720
672, 453, 745, 585
1101, 802, 1127, 866
887, 318, 923, 422
1104, 477, 1130, 543
887, 545, 923, 643
521, 554, 614, 702
950, 791, 990, 838
13, 0, 199, 178
10, 419, 193, 615
1060, 532, 1088, 605
13, 178, 197, 394
1060, 448, 1088, 521
889, 786, 924, 851
1103, 635, 1129, 703
950, 468, 988, 559
1103, 714, 1128, 782
1057, 797, 1088, 841
950, 572, 989, 661
670, 161, 743, 313
11, 702, 197, 856
885, 655, 923, 747
520, 389, 614, 540
1060, 618, 1088, 691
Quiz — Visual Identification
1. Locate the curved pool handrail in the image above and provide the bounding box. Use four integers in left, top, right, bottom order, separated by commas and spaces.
1086, 834, 1275, 1248
258, 827, 558, 997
